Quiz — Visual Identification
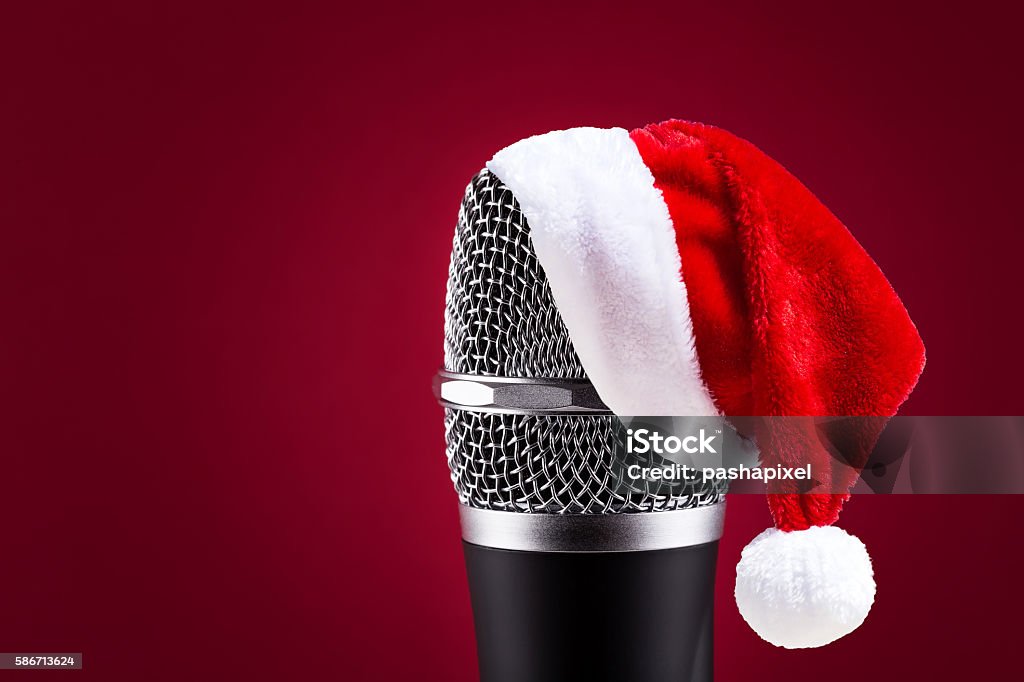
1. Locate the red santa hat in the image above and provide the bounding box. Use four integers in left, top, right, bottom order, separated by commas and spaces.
485, 120, 925, 649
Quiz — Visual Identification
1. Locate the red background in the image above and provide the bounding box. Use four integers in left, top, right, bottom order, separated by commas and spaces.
3, 1, 1023, 679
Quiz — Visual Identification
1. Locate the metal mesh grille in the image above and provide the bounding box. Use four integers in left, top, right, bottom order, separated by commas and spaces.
443, 170, 722, 513
444, 410, 722, 512
443, 170, 584, 378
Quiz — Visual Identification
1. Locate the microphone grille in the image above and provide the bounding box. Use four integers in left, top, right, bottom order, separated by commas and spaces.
443, 170, 721, 513
444, 410, 722, 513
443, 169, 584, 378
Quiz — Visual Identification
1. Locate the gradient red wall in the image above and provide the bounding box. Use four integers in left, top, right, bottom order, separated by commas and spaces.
2, 2, 1022, 679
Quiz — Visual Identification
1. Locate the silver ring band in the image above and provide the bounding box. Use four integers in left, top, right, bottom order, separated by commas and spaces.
459, 503, 726, 553
433, 370, 612, 415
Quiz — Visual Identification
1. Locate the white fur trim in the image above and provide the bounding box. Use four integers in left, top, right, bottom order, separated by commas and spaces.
486, 128, 717, 416
735, 526, 876, 649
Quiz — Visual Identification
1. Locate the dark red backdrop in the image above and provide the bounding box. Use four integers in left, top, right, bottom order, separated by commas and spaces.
2, 1, 1022, 679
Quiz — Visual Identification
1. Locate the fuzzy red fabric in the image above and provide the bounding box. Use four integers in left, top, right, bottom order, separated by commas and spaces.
630, 120, 925, 531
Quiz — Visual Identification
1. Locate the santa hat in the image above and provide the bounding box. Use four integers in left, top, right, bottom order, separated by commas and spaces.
485, 121, 925, 649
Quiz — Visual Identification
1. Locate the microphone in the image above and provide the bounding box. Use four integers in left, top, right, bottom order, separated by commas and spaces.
436, 169, 725, 682
437, 121, 925, 661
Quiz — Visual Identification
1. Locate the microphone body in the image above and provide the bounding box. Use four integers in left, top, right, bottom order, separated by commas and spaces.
464, 542, 716, 682
438, 170, 724, 682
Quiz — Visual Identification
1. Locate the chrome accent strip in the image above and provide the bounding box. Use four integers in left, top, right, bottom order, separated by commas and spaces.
459, 503, 725, 553
433, 370, 612, 415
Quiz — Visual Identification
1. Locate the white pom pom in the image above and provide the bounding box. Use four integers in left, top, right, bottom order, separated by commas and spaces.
734, 526, 876, 649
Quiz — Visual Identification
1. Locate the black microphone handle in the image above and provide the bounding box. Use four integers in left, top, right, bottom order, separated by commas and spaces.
463, 541, 718, 682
